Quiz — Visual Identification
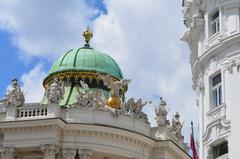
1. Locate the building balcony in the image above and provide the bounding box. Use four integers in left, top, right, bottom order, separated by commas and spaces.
206, 104, 226, 126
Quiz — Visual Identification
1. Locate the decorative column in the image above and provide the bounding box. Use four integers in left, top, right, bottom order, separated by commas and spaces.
62, 148, 77, 159
78, 149, 93, 159
41, 144, 59, 159
2, 146, 15, 159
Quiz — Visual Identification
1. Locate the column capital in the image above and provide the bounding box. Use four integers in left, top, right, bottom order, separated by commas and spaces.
62, 148, 77, 159
41, 144, 59, 159
78, 149, 93, 159
2, 146, 15, 159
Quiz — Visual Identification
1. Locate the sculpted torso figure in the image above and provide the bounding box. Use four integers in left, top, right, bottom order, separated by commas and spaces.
46, 78, 64, 104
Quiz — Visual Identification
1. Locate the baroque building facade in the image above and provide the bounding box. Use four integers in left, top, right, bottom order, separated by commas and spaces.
181, 0, 240, 159
0, 29, 190, 159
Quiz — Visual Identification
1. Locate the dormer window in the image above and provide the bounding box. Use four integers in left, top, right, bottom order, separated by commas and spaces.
211, 11, 220, 35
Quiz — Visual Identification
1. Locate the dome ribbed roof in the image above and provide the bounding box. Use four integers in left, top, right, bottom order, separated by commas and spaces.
46, 46, 123, 81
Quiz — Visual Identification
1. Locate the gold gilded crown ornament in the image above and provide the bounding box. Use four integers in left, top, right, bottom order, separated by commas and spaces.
82, 27, 93, 45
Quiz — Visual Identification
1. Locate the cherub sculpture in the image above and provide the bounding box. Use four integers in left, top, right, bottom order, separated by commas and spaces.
46, 77, 65, 104
0, 79, 25, 106
155, 97, 168, 126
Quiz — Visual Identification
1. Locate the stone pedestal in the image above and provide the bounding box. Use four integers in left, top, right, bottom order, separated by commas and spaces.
47, 104, 60, 118
41, 144, 59, 159
155, 125, 168, 139
2, 146, 15, 159
5, 105, 16, 121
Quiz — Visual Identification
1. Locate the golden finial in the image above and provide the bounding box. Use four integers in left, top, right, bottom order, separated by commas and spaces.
82, 27, 93, 46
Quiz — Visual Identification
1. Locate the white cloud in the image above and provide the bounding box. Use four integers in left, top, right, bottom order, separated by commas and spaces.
21, 64, 46, 103
0, 0, 99, 59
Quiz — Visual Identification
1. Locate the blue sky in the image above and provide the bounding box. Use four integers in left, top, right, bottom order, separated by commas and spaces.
0, 0, 198, 144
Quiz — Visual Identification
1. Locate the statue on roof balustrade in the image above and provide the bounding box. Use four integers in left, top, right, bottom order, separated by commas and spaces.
123, 98, 151, 122
0, 79, 25, 106
171, 112, 184, 139
46, 77, 65, 104
155, 97, 168, 126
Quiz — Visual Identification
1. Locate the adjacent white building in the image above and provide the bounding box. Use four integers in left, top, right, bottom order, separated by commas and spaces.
181, 0, 240, 159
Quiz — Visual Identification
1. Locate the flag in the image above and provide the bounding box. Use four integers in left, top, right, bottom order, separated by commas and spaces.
190, 121, 199, 159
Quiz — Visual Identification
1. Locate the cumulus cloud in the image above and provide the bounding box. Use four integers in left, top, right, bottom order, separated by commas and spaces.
0, 0, 99, 59
0, 0, 198, 142
21, 64, 46, 103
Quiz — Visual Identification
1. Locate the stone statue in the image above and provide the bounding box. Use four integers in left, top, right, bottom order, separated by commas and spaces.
75, 80, 107, 108
125, 98, 151, 114
75, 85, 90, 107
0, 79, 25, 106
124, 98, 151, 122
97, 73, 131, 97
182, 0, 194, 27
171, 112, 184, 139
46, 77, 64, 104
155, 97, 168, 126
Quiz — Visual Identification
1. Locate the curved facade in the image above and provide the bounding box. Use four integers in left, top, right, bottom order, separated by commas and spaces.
0, 105, 190, 159
181, 0, 240, 158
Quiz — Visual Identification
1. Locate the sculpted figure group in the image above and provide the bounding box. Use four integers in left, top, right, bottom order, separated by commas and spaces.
72, 74, 150, 122
154, 97, 184, 139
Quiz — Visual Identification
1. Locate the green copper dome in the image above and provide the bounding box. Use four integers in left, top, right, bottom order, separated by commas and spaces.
45, 46, 123, 81
41, 28, 126, 106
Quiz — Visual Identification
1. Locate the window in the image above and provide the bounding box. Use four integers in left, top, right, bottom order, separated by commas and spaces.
211, 11, 220, 35
213, 141, 228, 159
212, 73, 222, 107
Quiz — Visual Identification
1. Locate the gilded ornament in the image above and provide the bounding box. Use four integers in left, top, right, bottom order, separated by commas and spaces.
82, 27, 93, 45
107, 96, 121, 109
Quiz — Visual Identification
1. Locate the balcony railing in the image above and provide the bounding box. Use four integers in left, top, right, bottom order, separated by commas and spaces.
206, 104, 226, 125
16, 104, 48, 118
2, 103, 60, 121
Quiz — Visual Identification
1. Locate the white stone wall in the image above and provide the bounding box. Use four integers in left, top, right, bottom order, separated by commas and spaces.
182, 0, 240, 158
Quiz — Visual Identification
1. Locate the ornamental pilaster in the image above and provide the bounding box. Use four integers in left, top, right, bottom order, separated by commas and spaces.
78, 149, 93, 159
62, 148, 77, 159
41, 144, 59, 159
2, 146, 15, 159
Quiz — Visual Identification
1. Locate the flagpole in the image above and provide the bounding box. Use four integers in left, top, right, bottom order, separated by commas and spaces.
191, 121, 194, 138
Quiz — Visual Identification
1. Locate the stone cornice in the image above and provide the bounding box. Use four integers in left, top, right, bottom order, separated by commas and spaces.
152, 140, 191, 159
63, 127, 154, 150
